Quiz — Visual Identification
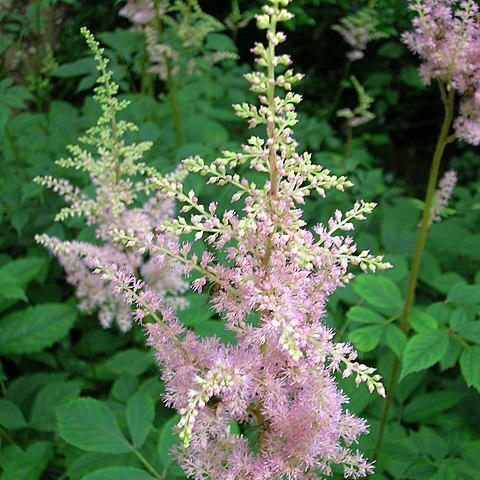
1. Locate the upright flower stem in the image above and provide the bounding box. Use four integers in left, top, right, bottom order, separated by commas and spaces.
373, 82, 456, 459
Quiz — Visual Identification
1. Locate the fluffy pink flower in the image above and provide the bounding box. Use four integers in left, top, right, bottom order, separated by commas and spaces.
402, 0, 480, 144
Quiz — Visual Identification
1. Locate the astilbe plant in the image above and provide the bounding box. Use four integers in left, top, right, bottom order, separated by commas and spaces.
34, 28, 187, 332
99, 1, 391, 478
402, 0, 480, 145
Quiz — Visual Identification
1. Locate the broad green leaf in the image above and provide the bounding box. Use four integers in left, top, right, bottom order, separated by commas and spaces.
408, 309, 438, 333
447, 284, 480, 305
66, 452, 138, 479
158, 415, 184, 477
83, 467, 154, 480
57, 398, 131, 453
384, 324, 407, 357
439, 340, 462, 371
0, 398, 28, 429
111, 375, 139, 403
126, 392, 155, 449
403, 391, 465, 423
400, 330, 449, 379
30, 381, 82, 431
460, 346, 480, 391
348, 325, 382, 352
0, 282, 27, 302
96, 349, 155, 380
53, 57, 96, 78
0, 441, 51, 480
449, 307, 470, 329
456, 322, 480, 344
347, 306, 386, 325
0, 257, 45, 287
353, 275, 403, 312
0, 304, 77, 354
5, 373, 68, 413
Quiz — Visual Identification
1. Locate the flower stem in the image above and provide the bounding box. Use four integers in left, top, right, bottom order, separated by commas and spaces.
372, 82, 456, 459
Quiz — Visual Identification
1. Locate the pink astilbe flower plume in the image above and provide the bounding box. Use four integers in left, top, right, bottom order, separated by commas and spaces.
402, 0, 480, 145
35, 29, 187, 331
106, 0, 390, 478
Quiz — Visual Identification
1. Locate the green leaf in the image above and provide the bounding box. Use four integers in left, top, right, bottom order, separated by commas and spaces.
403, 391, 465, 423
384, 324, 407, 357
0, 303, 77, 355
347, 306, 386, 325
57, 398, 131, 453
0, 282, 27, 302
447, 284, 480, 305
195, 320, 237, 344
0, 398, 28, 430
0, 441, 52, 480
126, 392, 155, 449
400, 330, 450, 379
83, 467, 154, 480
460, 346, 480, 391
111, 375, 139, 403
96, 349, 155, 380
408, 309, 438, 333
352, 275, 403, 312
158, 415, 184, 477
456, 322, 480, 344
348, 325, 383, 352
30, 381, 82, 431
53, 57, 96, 78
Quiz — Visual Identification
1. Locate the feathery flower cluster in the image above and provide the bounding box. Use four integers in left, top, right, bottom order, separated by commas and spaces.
120, 0, 234, 81
430, 169, 457, 223
402, 0, 480, 145
332, 5, 389, 61
337, 76, 375, 128
35, 28, 186, 331
104, 1, 390, 477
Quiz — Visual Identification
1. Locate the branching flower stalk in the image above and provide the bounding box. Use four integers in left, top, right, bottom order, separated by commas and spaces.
102, 1, 392, 478
374, 0, 480, 458
34, 28, 187, 332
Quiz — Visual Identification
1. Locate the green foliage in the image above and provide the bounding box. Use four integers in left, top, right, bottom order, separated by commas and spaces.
0, 0, 478, 479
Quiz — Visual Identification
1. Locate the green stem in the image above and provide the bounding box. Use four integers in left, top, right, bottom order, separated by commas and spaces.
372, 83, 456, 460
327, 58, 351, 120
153, 0, 185, 149
131, 447, 164, 479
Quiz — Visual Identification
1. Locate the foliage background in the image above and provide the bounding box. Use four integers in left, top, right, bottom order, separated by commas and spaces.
0, 0, 479, 479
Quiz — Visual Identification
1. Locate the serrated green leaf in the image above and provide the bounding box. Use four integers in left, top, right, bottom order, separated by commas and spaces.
0, 303, 77, 354
126, 392, 155, 449
96, 349, 155, 380
82, 467, 154, 480
400, 330, 450, 379
111, 375, 139, 403
447, 284, 480, 305
403, 391, 465, 423
460, 347, 480, 391
348, 325, 382, 352
353, 275, 403, 312
57, 398, 131, 453
30, 381, 82, 431
408, 309, 438, 332
384, 324, 407, 356
0, 398, 28, 429
456, 322, 480, 344
347, 306, 386, 325
0, 441, 51, 480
